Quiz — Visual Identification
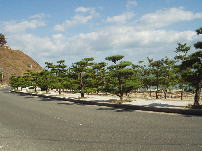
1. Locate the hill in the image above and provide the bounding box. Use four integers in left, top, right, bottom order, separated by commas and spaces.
0, 46, 43, 84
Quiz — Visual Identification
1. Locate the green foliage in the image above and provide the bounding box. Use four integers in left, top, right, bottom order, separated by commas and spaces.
175, 43, 191, 60
179, 51, 202, 87
196, 27, 202, 35
0, 33, 7, 47
37, 70, 53, 92
105, 55, 139, 100
70, 58, 95, 97
92, 62, 107, 92
105, 55, 124, 64
9, 75, 28, 90
176, 27, 202, 106
194, 42, 202, 49
45, 60, 67, 94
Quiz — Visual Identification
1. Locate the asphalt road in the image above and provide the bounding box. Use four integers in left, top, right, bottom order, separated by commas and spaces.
0, 88, 202, 151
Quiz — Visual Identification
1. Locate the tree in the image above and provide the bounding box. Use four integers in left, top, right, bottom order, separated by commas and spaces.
9, 75, 28, 91
137, 61, 154, 97
92, 62, 107, 93
105, 55, 136, 100
23, 70, 40, 92
45, 60, 67, 94
0, 33, 7, 47
9, 75, 19, 90
37, 70, 53, 93
70, 58, 94, 98
159, 57, 176, 99
147, 58, 164, 99
180, 51, 202, 106
177, 27, 202, 106
174, 43, 191, 100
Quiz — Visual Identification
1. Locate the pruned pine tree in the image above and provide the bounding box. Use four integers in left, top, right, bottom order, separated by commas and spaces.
176, 27, 202, 106
37, 70, 53, 93
174, 43, 191, 100
179, 51, 202, 106
147, 58, 164, 99
23, 70, 39, 92
70, 58, 94, 98
45, 60, 67, 94
105, 55, 136, 100
136, 61, 153, 95
92, 62, 107, 93
159, 57, 176, 99
9, 75, 20, 90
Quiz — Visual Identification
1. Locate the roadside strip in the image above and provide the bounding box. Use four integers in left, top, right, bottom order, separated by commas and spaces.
11, 91, 202, 116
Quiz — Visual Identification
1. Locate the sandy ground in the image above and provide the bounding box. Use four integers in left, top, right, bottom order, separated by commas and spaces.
19, 88, 197, 109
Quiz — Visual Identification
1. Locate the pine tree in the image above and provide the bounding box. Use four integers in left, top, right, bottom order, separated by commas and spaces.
105, 55, 136, 100
70, 58, 94, 98
0, 33, 7, 47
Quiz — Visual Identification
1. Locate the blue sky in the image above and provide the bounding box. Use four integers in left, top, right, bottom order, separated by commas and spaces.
0, 0, 202, 66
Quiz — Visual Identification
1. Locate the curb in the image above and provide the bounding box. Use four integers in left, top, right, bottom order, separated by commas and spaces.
12, 91, 202, 116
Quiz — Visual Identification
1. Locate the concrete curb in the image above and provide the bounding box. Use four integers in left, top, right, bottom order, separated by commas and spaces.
12, 91, 202, 116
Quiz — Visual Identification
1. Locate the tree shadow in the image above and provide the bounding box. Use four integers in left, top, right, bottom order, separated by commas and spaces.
148, 103, 184, 108
96, 107, 135, 112
57, 102, 74, 105
92, 99, 117, 103
24, 96, 37, 99
6, 90, 202, 116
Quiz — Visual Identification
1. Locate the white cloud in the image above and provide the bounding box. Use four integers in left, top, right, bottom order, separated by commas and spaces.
5, 25, 196, 65
54, 7, 99, 31
137, 7, 202, 29
2, 7, 201, 66
75, 7, 96, 14
54, 15, 93, 31
106, 12, 135, 23
3, 19, 46, 33
126, 0, 138, 10
29, 13, 46, 19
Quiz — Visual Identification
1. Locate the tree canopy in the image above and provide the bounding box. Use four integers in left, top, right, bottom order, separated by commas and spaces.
0, 33, 7, 47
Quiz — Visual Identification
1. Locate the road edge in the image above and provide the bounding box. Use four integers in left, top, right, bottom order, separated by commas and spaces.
11, 91, 202, 116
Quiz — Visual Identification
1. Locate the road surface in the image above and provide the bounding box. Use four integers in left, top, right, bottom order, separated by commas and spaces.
0, 88, 202, 151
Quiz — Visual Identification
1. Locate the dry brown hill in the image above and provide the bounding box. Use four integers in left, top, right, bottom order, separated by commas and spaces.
0, 46, 43, 84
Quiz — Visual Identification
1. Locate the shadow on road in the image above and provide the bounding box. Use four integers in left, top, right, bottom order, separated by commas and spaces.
96, 107, 135, 112
148, 103, 184, 108
4, 89, 202, 116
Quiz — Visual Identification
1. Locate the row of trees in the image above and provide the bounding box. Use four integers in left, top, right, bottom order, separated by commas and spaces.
9, 28, 202, 106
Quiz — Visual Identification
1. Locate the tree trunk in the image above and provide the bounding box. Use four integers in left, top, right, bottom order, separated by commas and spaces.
164, 90, 167, 99
59, 88, 61, 95
80, 72, 85, 98
149, 90, 152, 97
119, 93, 123, 100
81, 92, 84, 98
156, 84, 159, 99
194, 87, 200, 106
180, 90, 183, 100
155, 91, 158, 99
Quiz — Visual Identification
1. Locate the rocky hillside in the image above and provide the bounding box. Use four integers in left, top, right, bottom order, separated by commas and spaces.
0, 46, 43, 84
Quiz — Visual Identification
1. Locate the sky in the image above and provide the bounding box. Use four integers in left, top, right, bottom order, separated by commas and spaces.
0, 0, 202, 66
